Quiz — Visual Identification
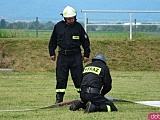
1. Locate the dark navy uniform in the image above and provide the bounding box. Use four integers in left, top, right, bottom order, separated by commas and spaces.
70, 54, 117, 113
48, 20, 90, 103
81, 60, 112, 96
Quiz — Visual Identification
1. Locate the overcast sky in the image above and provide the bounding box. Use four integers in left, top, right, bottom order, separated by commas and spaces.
0, 0, 160, 22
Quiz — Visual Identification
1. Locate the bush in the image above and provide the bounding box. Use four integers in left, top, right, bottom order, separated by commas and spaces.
0, 29, 8, 38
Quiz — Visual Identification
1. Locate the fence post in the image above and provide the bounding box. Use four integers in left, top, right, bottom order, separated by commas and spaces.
135, 19, 137, 38
84, 13, 87, 33
129, 13, 132, 40
36, 17, 38, 38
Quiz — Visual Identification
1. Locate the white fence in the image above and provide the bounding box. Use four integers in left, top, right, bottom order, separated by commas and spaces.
81, 10, 160, 40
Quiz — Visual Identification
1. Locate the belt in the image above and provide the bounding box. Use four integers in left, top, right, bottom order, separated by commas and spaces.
81, 87, 100, 94
58, 47, 81, 55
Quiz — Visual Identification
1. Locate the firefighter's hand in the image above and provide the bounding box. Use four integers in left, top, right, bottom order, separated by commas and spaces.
50, 55, 56, 61
83, 57, 89, 63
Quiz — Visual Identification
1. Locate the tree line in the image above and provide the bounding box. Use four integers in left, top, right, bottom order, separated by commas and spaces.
0, 19, 55, 30
0, 19, 160, 32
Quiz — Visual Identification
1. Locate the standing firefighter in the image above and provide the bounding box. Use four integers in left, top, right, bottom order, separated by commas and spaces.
70, 54, 118, 113
48, 6, 91, 103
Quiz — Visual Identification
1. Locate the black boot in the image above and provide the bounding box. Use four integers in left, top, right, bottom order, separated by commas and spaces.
84, 102, 96, 113
70, 100, 86, 111
110, 104, 118, 111
55, 93, 64, 104
97, 105, 109, 112
95, 104, 118, 112
85, 103, 115, 113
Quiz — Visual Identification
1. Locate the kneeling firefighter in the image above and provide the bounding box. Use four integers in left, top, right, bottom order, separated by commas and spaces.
70, 54, 118, 113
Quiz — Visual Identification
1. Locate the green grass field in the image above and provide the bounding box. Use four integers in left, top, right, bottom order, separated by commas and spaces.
0, 29, 160, 119
1, 29, 160, 39
0, 71, 159, 120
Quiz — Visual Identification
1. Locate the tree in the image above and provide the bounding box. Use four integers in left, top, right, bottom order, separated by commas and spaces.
43, 21, 55, 30
0, 19, 6, 29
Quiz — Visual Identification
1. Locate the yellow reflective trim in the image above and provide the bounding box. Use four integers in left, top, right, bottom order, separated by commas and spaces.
72, 9, 76, 14
63, 11, 68, 16
76, 88, 81, 92
83, 66, 102, 75
106, 105, 111, 112
56, 89, 66, 92
72, 36, 79, 39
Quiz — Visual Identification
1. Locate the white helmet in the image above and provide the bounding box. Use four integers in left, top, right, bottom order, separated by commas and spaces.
62, 6, 76, 18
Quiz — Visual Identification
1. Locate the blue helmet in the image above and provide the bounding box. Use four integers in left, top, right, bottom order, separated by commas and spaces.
92, 54, 106, 64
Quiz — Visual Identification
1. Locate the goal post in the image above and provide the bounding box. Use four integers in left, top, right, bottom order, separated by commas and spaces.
81, 10, 160, 40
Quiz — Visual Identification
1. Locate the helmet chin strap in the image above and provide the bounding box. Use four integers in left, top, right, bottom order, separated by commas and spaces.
64, 16, 77, 26
66, 21, 74, 26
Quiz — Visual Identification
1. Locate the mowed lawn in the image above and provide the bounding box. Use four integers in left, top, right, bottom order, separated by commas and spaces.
0, 71, 160, 120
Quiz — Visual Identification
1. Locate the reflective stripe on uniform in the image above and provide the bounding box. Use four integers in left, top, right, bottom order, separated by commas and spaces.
83, 66, 102, 75
56, 89, 66, 93
76, 88, 81, 92
106, 105, 111, 112
72, 36, 80, 39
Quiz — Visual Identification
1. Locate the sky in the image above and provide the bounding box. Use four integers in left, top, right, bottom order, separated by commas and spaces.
0, 0, 160, 22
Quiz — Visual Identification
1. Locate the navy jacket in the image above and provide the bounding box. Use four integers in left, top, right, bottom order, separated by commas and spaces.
48, 20, 90, 58
81, 60, 112, 95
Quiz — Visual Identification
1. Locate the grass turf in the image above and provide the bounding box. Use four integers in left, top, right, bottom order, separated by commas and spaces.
0, 71, 159, 120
